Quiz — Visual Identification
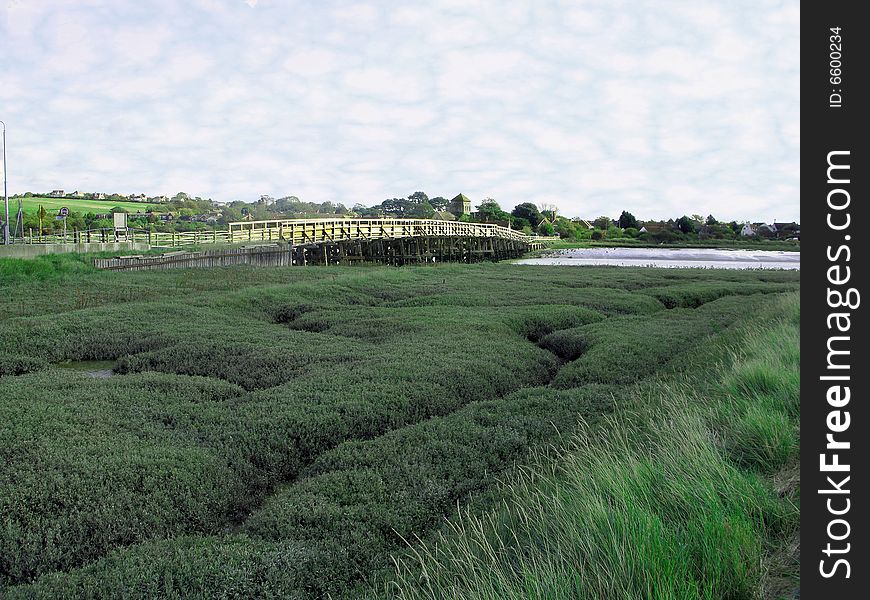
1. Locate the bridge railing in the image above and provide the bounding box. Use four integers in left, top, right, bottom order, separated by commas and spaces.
16, 219, 556, 249
225, 218, 537, 245
19, 228, 232, 247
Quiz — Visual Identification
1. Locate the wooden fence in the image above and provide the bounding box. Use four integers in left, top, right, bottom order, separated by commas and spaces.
93, 245, 291, 271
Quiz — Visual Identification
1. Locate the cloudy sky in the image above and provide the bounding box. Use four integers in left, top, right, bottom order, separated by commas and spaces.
1, 0, 799, 220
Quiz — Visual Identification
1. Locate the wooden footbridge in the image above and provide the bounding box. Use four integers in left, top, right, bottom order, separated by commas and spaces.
93, 218, 559, 271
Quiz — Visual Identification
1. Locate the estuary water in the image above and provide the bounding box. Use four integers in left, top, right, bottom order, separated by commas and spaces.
515, 247, 800, 270
54, 360, 116, 378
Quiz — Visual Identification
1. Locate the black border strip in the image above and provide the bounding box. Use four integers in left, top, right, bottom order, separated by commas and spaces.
802, 3, 868, 596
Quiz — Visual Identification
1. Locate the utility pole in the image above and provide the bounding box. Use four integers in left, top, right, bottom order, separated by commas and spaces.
1, 120, 8, 245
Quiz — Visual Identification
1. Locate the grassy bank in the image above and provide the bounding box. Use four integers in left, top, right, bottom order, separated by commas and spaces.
13, 196, 150, 215
383, 293, 799, 600
0, 263, 799, 598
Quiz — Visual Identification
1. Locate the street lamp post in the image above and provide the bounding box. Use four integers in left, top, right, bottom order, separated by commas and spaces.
1, 120, 8, 245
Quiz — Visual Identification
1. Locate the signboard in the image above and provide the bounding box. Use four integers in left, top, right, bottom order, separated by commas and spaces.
113, 212, 127, 230
58, 207, 69, 217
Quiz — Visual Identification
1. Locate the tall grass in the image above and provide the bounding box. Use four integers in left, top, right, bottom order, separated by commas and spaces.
0, 266, 800, 598
384, 293, 800, 600
0, 255, 95, 281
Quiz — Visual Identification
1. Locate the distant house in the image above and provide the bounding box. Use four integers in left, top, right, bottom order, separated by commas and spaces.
740, 223, 756, 236
571, 218, 594, 229
93, 193, 107, 200
638, 222, 670, 234
433, 210, 457, 221
49, 190, 64, 197
69, 190, 84, 198
447, 193, 472, 217
752, 223, 778, 237
129, 194, 148, 202
149, 195, 169, 204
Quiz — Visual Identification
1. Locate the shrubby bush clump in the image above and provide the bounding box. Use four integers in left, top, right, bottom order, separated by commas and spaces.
0, 352, 45, 376
0, 263, 800, 597
383, 293, 801, 600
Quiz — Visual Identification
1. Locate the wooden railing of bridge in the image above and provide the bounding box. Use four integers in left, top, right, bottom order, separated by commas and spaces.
223, 218, 552, 247
19, 218, 559, 250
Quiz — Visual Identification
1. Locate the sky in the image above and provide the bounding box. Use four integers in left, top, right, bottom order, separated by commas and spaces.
0, 0, 799, 221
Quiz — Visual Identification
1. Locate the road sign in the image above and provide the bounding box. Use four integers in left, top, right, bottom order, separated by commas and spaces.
58, 207, 69, 217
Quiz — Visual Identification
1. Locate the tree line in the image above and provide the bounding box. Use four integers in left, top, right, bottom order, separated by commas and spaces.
14, 188, 798, 242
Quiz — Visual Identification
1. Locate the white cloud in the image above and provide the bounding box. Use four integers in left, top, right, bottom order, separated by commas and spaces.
282, 49, 341, 77
1, 0, 800, 221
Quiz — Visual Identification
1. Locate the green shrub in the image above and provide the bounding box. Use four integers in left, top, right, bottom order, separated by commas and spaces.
241, 385, 615, 598
643, 281, 797, 309
0, 264, 800, 596
550, 296, 755, 388
381, 295, 800, 600
0, 371, 245, 586
0, 352, 46, 376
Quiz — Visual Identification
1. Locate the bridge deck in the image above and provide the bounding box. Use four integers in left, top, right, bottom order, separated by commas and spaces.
226, 218, 539, 245
16, 218, 559, 250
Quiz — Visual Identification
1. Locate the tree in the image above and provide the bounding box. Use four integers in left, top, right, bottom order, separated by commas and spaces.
617, 211, 638, 229
593, 216, 612, 230
476, 198, 509, 223
429, 196, 447, 211
407, 191, 429, 204
538, 221, 555, 236
554, 217, 579, 240
676, 215, 696, 234
511, 217, 531, 231
511, 203, 542, 228
37, 205, 47, 235
539, 202, 558, 221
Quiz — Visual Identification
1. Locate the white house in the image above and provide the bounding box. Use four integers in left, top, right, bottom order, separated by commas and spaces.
740, 223, 756, 236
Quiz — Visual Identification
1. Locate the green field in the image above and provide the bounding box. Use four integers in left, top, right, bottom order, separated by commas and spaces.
13, 196, 154, 216
0, 258, 800, 598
